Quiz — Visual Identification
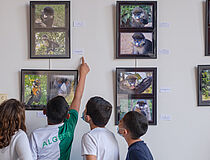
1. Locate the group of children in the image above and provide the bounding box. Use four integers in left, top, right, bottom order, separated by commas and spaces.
0, 57, 154, 160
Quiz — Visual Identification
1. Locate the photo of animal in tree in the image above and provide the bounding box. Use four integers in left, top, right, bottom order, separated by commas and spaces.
120, 32, 153, 55
34, 4, 65, 28
118, 98, 153, 122
118, 71, 153, 95
24, 74, 48, 107
49, 75, 77, 105
35, 32, 65, 56
120, 5, 153, 28
201, 69, 210, 101
21, 70, 78, 110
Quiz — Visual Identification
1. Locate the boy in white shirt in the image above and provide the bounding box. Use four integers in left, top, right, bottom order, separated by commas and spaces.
81, 96, 119, 160
29, 57, 90, 160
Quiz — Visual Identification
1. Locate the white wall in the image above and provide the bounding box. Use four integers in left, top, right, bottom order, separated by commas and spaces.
1, 0, 210, 159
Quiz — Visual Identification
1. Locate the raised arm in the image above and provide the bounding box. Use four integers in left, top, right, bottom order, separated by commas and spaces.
69, 57, 90, 112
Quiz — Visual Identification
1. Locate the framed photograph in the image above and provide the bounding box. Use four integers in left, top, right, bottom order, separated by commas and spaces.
206, 0, 210, 56
197, 65, 210, 106
21, 69, 78, 110
119, 31, 156, 57
30, 1, 70, 58
116, 67, 157, 125
116, 1, 157, 59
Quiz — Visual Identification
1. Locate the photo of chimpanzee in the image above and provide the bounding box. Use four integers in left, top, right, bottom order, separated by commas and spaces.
49, 75, 77, 105
35, 32, 65, 56
34, 4, 65, 28
24, 74, 48, 107
120, 5, 153, 28
120, 32, 153, 56
118, 71, 153, 94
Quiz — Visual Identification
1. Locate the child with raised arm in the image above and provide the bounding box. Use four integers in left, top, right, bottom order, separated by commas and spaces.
29, 57, 90, 160
0, 99, 33, 160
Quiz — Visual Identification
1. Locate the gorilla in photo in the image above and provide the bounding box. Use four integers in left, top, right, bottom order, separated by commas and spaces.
132, 32, 152, 55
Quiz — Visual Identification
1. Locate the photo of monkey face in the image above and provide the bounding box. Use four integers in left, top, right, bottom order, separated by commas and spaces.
35, 32, 65, 56
120, 5, 153, 28
118, 71, 153, 94
34, 4, 65, 28
118, 98, 153, 122
120, 32, 153, 56
49, 75, 77, 105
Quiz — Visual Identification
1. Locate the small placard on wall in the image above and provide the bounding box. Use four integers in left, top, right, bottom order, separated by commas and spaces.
159, 22, 170, 28
158, 49, 170, 55
73, 21, 84, 27
160, 114, 172, 121
159, 88, 172, 93
72, 49, 84, 55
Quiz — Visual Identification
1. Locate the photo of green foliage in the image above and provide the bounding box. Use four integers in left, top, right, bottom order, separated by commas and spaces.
35, 4, 65, 27
201, 70, 210, 101
35, 32, 65, 56
120, 5, 152, 28
24, 74, 47, 106
119, 98, 153, 121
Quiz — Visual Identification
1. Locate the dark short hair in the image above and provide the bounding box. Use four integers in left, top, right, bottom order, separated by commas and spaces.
46, 96, 69, 124
86, 96, 112, 127
123, 111, 148, 139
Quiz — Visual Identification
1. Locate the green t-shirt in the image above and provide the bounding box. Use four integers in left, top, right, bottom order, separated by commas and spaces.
58, 109, 78, 160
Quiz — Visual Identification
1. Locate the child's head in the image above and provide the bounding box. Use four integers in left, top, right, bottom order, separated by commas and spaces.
118, 111, 148, 139
46, 96, 69, 124
0, 99, 26, 148
85, 96, 112, 127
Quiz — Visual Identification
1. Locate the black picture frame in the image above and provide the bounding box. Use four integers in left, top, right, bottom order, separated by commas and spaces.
206, 0, 210, 56
116, 1, 157, 59
115, 67, 157, 125
197, 65, 210, 106
30, 1, 71, 59
21, 69, 78, 110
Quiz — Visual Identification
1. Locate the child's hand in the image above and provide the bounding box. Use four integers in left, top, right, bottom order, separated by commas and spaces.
80, 57, 90, 77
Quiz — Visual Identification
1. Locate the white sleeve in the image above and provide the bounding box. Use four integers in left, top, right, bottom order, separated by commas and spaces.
29, 132, 38, 160
15, 131, 33, 160
81, 133, 97, 156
